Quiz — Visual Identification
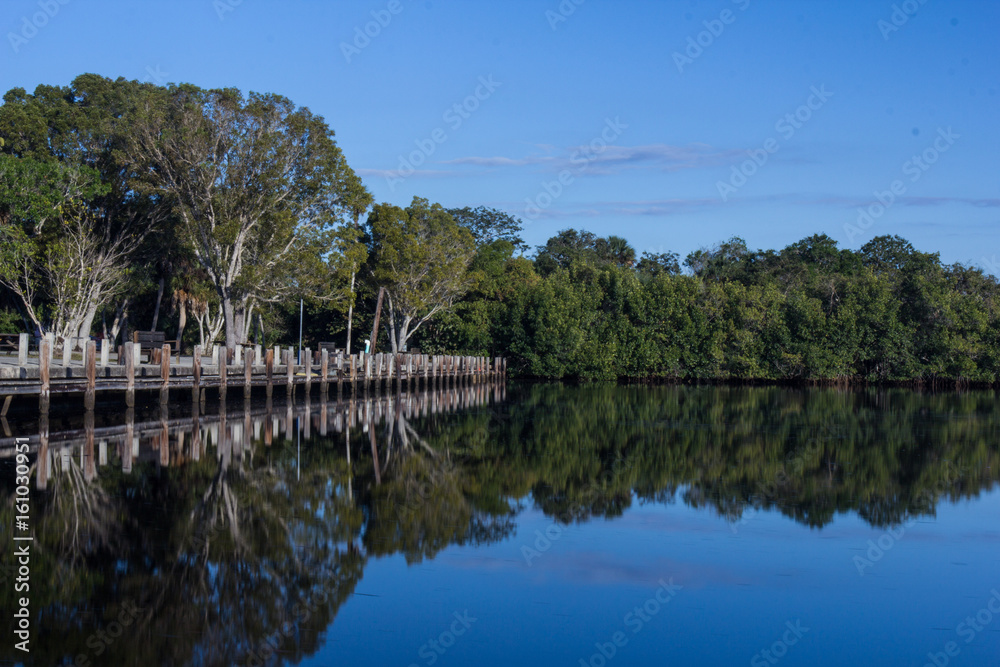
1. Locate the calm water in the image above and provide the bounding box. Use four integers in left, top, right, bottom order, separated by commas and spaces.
1, 384, 999, 666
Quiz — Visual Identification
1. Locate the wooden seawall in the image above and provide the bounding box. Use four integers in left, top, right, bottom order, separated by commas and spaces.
0, 335, 506, 410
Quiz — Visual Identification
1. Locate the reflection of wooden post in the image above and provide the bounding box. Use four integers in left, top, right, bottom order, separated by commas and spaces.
85, 340, 97, 410
369, 424, 381, 485
191, 401, 201, 461
265, 348, 274, 399
84, 410, 96, 481
193, 345, 202, 402
123, 408, 134, 473
37, 411, 49, 490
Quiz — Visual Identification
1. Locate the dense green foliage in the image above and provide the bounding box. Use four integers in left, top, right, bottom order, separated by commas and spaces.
414, 232, 1000, 384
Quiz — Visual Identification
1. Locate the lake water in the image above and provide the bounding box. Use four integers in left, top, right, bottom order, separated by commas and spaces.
1, 384, 998, 666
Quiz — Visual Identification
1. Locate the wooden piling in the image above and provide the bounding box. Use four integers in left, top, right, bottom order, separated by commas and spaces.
123, 340, 134, 408
321, 349, 329, 395
219, 349, 228, 401
193, 345, 202, 401
160, 344, 170, 403
85, 340, 96, 410
17, 333, 28, 367
244, 346, 253, 398
265, 348, 274, 398
304, 347, 312, 394
286, 349, 294, 396
100, 340, 109, 367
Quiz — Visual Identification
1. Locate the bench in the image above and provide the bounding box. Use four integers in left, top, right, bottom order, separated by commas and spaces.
0, 334, 21, 353
133, 331, 166, 363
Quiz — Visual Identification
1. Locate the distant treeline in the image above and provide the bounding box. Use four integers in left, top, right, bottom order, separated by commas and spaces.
412, 230, 1000, 384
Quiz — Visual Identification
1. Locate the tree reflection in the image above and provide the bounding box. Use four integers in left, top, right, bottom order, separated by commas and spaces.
0, 383, 997, 666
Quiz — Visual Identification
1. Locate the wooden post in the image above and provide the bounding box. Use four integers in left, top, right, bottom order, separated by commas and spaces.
254, 344, 261, 364
62, 337, 72, 367
265, 348, 274, 398
123, 340, 134, 408
244, 346, 253, 398
321, 349, 329, 395
286, 349, 294, 396
219, 348, 228, 401
100, 339, 109, 367
234, 344, 242, 366
336, 350, 344, 395
85, 340, 96, 411
17, 333, 28, 367
159, 344, 170, 404
212, 344, 219, 366
193, 345, 202, 402
304, 347, 312, 394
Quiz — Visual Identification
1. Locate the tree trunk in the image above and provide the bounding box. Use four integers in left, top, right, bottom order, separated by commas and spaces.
222, 293, 236, 348
76, 302, 99, 350
151, 276, 165, 330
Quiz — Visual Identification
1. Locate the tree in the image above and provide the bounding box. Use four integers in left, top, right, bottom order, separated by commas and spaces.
365, 198, 476, 352
446, 206, 528, 253
133, 85, 369, 347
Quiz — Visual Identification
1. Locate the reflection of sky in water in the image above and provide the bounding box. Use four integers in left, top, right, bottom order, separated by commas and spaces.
326, 489, 1000, 667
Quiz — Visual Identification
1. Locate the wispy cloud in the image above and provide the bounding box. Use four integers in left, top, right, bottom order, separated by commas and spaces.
441, 143, 742, 175
805, 195, 1000, 208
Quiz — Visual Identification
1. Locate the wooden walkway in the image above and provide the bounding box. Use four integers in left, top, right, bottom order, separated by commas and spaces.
0, 335, 505, 410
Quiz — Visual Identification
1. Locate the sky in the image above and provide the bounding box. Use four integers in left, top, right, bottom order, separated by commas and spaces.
1, 0, 998, 271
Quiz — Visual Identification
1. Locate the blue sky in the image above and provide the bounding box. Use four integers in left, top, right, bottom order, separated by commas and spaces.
2, 0, 998, 270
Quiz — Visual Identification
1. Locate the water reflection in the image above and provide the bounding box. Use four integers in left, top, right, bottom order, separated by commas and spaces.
0, 383, 997, 666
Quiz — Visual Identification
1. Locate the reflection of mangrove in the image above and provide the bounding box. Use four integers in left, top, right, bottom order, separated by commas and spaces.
1, 383, 998, 666
457, 384, 1000, 529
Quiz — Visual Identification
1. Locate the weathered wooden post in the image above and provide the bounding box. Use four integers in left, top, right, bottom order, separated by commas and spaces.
160, 344, 171, 404
265, 348, 274, 398
85, 340, 97, 411
193, 345, 202, 402
17, 333, 28, 367
123, 339, 134, 408
244, 347, 253, 398
100, 339, 109, 367
254, 344, 261, 364
219, 347, 228, 401
62, 337, 72, 367
212, 344, 219, 366
304, 347, 312, 395
286, 349, 294, 396
336, 350, 344, 396
321, 349, 329, 396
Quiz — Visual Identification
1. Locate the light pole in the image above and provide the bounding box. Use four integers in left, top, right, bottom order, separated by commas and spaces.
298, 298, 303, 364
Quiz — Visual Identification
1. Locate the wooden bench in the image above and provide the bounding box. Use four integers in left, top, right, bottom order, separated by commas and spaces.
133, 331, 166, 363
0, 334, 21, 353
